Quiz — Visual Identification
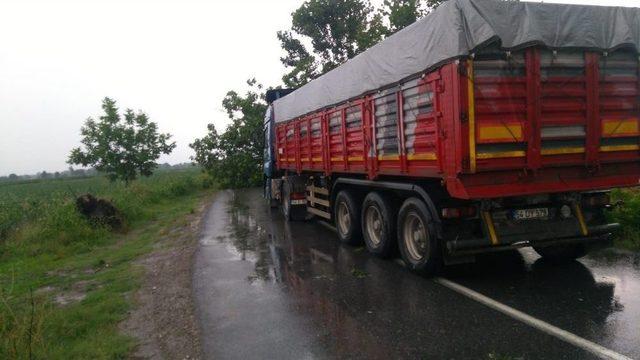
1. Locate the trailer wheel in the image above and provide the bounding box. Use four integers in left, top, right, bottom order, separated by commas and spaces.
362, 192, 397, 258
397, 197, 441, 274
334, 190, 362, 245
533, 244, 588, 263
282, 181, 306, 221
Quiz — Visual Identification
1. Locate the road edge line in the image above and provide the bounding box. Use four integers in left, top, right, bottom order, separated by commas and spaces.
434, 277, 632, 360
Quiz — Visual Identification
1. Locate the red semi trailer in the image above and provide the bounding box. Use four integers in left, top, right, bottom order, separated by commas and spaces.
263, 0, 640, 273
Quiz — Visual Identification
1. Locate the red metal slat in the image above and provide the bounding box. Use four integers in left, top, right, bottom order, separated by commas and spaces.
526, 48, 542, 171
360, 102, 369, 174
322, 112, 330, 176
295, 121, 301, 173
307, 117, 312, 167
363, 97, 375, 179
341, 108, 348, 171
450, 63, 464, 176
397, 90, 408, 173
585, 52, 601, 168
371, 98, 379, 177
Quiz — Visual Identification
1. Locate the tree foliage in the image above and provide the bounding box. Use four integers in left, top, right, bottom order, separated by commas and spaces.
190, 80, 267, 188
68, 97, 176, 184
279, 0, 445, 88
278, 0, 388, 87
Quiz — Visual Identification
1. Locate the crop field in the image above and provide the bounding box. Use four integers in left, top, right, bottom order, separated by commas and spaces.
0, 168, 207, 244
0, 168, 213, 359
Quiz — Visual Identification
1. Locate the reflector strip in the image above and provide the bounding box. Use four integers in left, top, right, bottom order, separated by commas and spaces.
600, 144, 640, 152
478, 124, 523, 142
540, 147, 584, 155
407, 153, 437, 160
348, 156, 364, 161
377, 155, 400, 161
477, 150, 526, 159
602, 118, 639, 137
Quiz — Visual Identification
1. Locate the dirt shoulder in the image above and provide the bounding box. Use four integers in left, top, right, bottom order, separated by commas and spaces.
121, 195, 213, 359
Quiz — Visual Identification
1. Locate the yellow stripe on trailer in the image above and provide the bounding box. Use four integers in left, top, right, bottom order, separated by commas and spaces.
602, 118, 639, 137
467, 59, 477, 173
482, 211, 499, 245
377, 155, 400, 161
600, 144, 640, 152
407, 153, 437, 160
478, 124, 523, 142
476, 150, 526, 159
540, 147, 585, 156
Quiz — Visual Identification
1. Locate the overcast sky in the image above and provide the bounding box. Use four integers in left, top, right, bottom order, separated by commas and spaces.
1, 0, 639, 176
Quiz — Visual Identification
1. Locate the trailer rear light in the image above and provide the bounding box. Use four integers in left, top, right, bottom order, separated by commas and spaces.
290, 192, 306, 200
582, 193, 610, 207
441, 206, 477, 219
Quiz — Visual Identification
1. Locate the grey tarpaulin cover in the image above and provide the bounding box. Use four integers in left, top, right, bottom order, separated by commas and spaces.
273, 0, 640, 123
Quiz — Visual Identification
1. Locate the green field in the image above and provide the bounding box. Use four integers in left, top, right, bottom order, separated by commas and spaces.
0, 168, 214, 359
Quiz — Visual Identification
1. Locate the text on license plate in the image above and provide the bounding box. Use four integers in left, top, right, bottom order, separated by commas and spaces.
513, 208, 549, 220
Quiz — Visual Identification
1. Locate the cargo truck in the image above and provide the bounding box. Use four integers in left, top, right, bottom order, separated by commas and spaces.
263, 0, 640, 273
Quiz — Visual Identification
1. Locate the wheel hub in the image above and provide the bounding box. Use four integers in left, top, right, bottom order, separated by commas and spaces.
365, 205, 383, 246
337, 202, 351, 236
403, 212, 428, 261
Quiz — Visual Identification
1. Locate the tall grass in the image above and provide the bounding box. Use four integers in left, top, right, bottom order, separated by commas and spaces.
0, 168, 213, 359
609, 187, 640, 251
0, 169, 209, 257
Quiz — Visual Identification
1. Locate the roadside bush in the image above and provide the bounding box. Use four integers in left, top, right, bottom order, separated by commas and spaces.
609, 188, 640, 251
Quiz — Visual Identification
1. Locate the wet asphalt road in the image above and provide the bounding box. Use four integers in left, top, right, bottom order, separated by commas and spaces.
193, 189, 640, 359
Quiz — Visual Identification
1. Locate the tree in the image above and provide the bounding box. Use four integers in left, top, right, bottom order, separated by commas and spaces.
278, 0, 445, 88
278, 0, 387, 87
68, 97, 176, 184
190, 79, 267, 188
8, 173, 18, 180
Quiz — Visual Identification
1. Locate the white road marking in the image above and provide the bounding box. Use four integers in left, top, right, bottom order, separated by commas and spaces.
314, 219, 631, 359
434, 277, 633, 360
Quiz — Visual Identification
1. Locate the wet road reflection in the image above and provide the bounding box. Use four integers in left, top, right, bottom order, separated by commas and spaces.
194, 189, 639, 359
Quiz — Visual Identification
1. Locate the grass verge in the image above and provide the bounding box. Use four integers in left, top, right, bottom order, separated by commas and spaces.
0, 169, 214, 359
609, 187, 640, 252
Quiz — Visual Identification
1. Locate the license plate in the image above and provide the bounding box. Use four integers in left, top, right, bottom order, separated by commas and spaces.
291, 199, 306, 205
513, 208, 548, 220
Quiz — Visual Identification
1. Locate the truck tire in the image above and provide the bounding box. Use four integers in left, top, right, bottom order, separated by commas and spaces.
397, 197, 441, 274
334, 190, 362, 245
282, 181, 307, 221
270, 199, 280, 208
361, 192, 397, 258
533, 243, 588, 263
